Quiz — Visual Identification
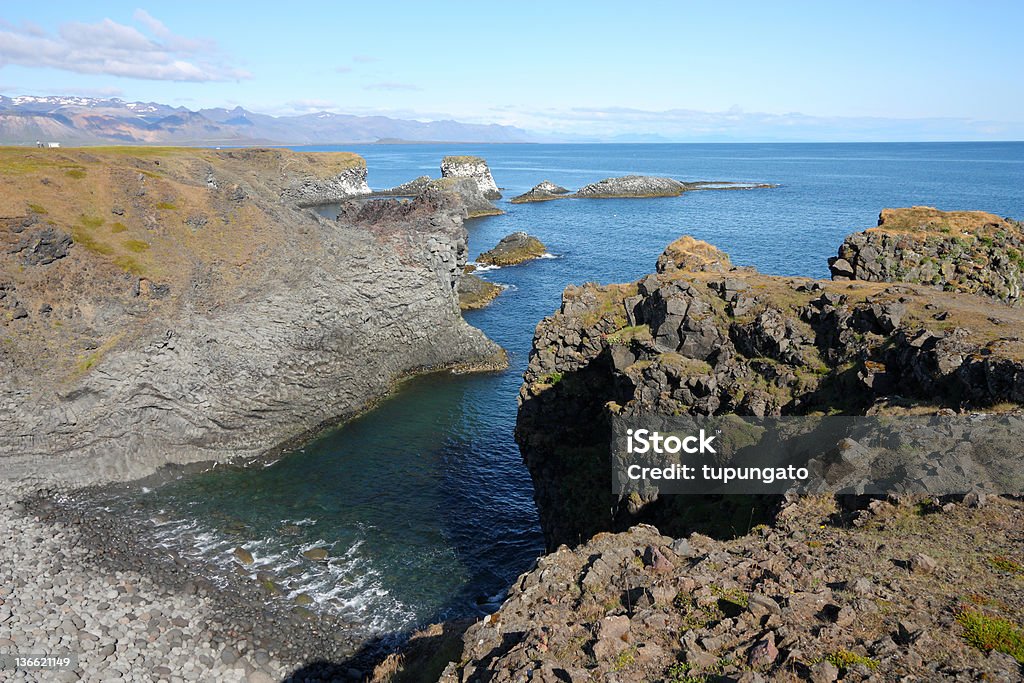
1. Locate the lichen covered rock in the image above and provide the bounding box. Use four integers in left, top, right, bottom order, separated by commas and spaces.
517, 234, 1024, 549
829, 206, 1024, 303
477, 232, 547, 267
573, 175, 686, 199
458, 273, 503, 310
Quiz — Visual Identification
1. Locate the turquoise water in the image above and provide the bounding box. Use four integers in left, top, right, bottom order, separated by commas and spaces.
96, 142, 1024, 635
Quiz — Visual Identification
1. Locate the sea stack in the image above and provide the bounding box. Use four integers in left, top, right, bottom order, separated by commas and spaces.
441, 156, 502, 199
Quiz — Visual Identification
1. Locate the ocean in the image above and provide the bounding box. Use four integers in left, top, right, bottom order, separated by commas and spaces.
88, 142, 1024, 636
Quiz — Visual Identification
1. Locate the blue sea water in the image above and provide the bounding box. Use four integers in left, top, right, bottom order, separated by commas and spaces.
95, 142, 1024, 636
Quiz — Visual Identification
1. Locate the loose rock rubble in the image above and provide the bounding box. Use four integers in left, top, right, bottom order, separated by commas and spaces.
0, 487, 284, 682
440, 497, 1024, 682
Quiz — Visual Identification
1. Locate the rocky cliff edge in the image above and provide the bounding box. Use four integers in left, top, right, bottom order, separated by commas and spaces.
829, 206, 1024, 304
0, 147, 504, 486
516, 228, 1024, 549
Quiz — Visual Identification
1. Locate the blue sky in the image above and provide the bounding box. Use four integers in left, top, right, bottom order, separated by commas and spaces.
1, 1, 1022, 140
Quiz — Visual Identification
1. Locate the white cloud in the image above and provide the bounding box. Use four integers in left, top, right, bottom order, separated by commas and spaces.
0, 13, 249, 82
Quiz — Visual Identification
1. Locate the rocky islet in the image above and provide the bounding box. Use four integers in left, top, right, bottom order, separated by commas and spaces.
476, 232, 548, 267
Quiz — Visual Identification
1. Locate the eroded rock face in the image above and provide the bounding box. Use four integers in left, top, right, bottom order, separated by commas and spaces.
477, 232, 547, 267
829, 206, 1024, 303
440, 156, 501, 200
376, 175, 433, 196
428, 177, 503, 218
516, 235, 1024, 549
280, 165, 371, 205
0, 149, 504, 486
8, 226, 73, 266
573, 175, 686, 199
510, 180, 570, 204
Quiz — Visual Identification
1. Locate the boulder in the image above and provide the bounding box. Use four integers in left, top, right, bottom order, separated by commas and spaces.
232, 547, 254, 565
656, 236, 733, 274
301, 547, 329, 562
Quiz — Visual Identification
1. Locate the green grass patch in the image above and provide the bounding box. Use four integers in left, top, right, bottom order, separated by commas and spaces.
114, 256, 145, 275
988, 556, 1024, 575
124, 239, 150, 253
606, 324, 651, 345
710, 584, 749, 613
26, 203, 47, 214
666, 662, 708, 682
955, 607, 1024, 663
81, 214, 104, 229
77, 352, 101, 373
610, 647, 636, 672
155, 201, 177, 210
823, 649, 879, 671
64, 167, 86, 179
110, 222, 128, 233
674, 593, 725, 630
71, 228, 114, 256
539, 371, 563, 385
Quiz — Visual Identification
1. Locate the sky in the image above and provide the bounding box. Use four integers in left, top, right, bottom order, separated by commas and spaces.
1, 1, 1022, 141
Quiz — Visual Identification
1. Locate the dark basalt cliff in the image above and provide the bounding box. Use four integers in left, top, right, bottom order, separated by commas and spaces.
516, 226, 1024, 551
0, 147, 504, 485
829, 206, 1024, 303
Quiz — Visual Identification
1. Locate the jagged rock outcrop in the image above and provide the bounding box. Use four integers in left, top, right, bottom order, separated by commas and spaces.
656, 235, 733, 274
477, 232, 547, 267
829, 207, 1024, 303
440, 156, 501, 200
510, 180, 570, 204
377, 175, 501, 218
273, 151, 370, 205
573, 175, 686, 199
440, 498, 1024, 682
426, 177, 503, 218
516, 234, 1024, 549
0, 148, 504, 486
458, 273, 503, 310
376, 175, 433, 196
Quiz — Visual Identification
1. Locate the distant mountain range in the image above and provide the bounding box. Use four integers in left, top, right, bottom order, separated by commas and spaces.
0, 96, 535, 145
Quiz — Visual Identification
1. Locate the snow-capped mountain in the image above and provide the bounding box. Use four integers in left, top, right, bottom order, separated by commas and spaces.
0, 96, 533, 145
